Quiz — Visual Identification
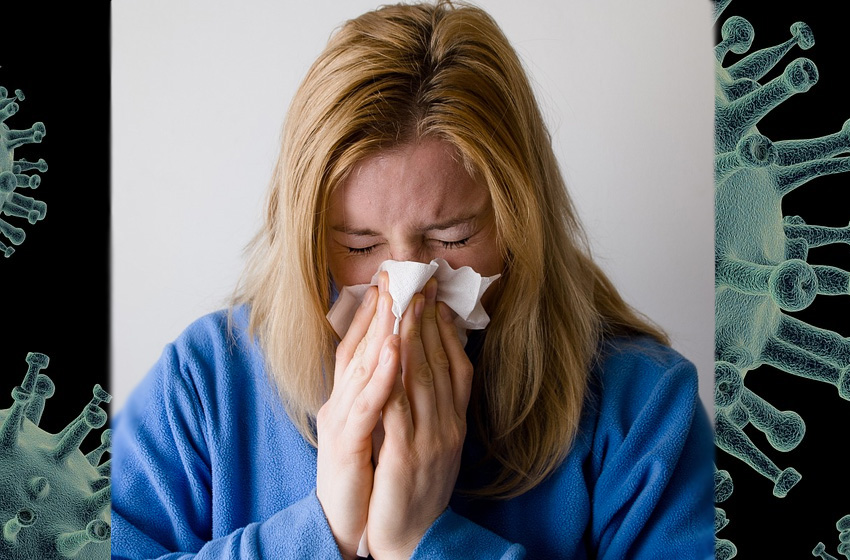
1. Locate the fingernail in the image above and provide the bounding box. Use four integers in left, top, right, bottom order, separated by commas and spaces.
424, 278, 437, 302
362, 287, 376, 307
380, 336, 397, 365
414, 295, 424, 318
439, 302, 455, 323
379, 271, 389, 293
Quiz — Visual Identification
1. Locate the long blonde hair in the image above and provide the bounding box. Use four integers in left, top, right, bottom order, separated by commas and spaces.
233, 0, 667, 499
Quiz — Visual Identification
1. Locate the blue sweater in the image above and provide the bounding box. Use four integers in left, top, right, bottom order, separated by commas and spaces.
111, 307, 714, 559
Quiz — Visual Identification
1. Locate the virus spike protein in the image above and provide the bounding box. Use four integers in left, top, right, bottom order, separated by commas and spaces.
0, 86, 47, 258
0, 353, 111, 559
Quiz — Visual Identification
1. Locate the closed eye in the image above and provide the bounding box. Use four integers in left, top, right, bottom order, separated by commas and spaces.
346, 237, 470, 255
439, 237, 470, 249
347, 245, 377, 255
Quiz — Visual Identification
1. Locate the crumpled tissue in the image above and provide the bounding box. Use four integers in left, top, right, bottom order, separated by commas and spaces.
326, 258, 500, 346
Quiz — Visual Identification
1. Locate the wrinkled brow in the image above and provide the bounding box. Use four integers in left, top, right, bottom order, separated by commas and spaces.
331, 214, 479, 236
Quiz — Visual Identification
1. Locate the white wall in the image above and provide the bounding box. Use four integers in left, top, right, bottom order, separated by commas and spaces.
112, 1, 715, 413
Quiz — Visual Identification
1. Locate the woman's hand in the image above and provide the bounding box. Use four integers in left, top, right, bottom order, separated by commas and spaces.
366, 277, 474, 559
316, 273, 399, 560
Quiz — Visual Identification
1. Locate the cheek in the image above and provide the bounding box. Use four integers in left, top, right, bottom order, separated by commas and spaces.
481, 245, 506, 278
466, 233, 505, 279
471, 239, 506, 313
328, 254, 381, 288
465, 217, 504, 279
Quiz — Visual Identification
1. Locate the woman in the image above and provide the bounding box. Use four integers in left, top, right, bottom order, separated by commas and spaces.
111, 2, 714, 558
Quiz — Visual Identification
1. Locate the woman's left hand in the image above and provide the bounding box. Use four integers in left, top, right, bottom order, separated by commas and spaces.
366, 277, 475, 559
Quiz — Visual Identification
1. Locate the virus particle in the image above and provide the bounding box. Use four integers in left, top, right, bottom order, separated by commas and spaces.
0, 353, 111, 559
713, 467, 736, 560
812, 514, 850, 560
714, 0, 850, 497
0, 86, 47, 258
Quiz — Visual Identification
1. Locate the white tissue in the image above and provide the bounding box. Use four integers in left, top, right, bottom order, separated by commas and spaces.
326, 258, 500, 345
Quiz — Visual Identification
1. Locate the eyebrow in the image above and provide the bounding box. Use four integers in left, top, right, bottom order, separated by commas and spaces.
331, 214, 479, 236
330, 225, 382, 236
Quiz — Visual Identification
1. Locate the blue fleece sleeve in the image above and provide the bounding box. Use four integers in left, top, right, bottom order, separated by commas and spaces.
111, 344, 343, 560
411, 509, 526, 559
591, 355, 715, 560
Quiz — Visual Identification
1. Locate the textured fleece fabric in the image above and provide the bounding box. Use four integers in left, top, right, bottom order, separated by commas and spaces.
111, 306, 714, 559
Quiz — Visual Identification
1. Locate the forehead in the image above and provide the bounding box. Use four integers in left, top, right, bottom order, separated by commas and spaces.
328, 140, 489, 226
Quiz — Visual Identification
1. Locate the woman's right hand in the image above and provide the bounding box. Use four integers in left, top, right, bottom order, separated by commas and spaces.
316, 273, 399, 560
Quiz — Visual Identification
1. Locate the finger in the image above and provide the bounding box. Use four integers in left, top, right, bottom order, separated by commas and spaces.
380, 335, 414, 444
335, 285, 378, 370
353, 289, 396, 376
337, 271, 394, 378
336, 290, 396, 413
399, 291, 436, 430
420, 278, 454, 421
343, 335, 400, 441
436, 301, 474, 417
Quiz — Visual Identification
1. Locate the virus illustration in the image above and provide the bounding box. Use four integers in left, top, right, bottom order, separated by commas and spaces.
0, 353, 111, 559
0, 85, 47, 258
812, 514, 850, 560
713, 0, 850, 557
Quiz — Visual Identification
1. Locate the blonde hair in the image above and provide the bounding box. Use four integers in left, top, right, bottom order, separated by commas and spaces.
233, 0, 668, 499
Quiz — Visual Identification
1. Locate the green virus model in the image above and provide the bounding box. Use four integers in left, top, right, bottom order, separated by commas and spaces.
812, 514, 850, 560
0, 353, 111, 559
0, 86, 47, 258
714, 0, 850, 558
713, 467, 735, 558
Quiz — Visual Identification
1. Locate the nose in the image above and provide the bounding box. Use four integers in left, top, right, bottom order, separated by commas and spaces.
389, 242, 432, 264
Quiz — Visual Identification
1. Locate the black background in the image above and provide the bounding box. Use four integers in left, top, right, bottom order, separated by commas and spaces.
3, 5, 110, 454
714, 1, 850, 558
